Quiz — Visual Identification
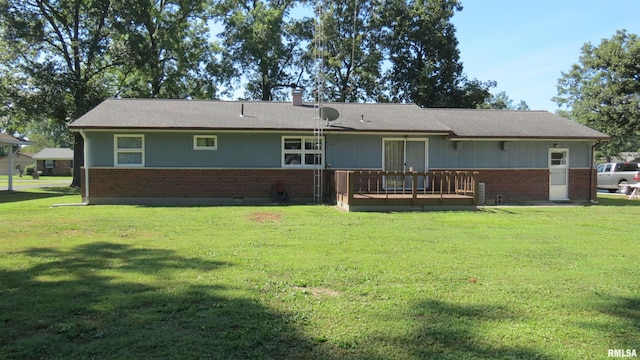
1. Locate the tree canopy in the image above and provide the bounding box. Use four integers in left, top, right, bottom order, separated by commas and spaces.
481, 91, 529, 110
0, 0, 221, 185
112, 0, 221, 99
0, 0, 502, 181
555, 29, 640, 158
379, 0, 493, 107
213, 0, 308, 101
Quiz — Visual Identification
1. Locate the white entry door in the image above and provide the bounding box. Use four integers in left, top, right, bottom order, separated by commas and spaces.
549, 148, 569, 201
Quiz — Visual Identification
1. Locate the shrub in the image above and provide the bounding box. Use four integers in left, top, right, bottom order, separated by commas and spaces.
25, 164, 36, 176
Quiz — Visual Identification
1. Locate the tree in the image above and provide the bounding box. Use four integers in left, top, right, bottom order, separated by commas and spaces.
0, 0, 119, 186
214, 0, 307, 101
380, 0, 494, 108
481, 91, 530, 110
112, 0, 222, 99
318, 0, 383, 102
555, 30, 640, 159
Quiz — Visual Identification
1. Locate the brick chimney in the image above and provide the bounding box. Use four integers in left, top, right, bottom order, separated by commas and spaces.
291, 88, 303, 106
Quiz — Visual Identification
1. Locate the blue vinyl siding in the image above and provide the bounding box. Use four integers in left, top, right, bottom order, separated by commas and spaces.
429, 138, 593, 168
86, 131, 281, 168
325, 134, 382, 169
85, 131, 594, 169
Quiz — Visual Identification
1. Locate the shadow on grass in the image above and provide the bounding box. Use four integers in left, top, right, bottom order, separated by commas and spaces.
0, 242, 331, 359
403, 300, 551, 359
585, 294, 640, 348
0, 187, 80, 203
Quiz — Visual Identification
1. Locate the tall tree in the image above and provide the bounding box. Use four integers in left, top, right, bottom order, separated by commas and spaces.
214, 0, 307, 101
318, 0, 383, 102
112, 0, 221, 99
0, 0, 118, 186
554, 30, 640, 159
380, 0, 493, 108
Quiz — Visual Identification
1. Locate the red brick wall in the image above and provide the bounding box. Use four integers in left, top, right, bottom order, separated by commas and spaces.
569, 168, 597, 201
83, 168, 316, 201
81, 167, 596, 204
438, 168, 595, 203
37, 160, 73, 176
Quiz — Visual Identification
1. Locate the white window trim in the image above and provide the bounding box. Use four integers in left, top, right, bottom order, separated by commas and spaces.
45, 159, 54, 168
114, 134, 145, 167
281, 136, 324, 168
193, 135, 218, 150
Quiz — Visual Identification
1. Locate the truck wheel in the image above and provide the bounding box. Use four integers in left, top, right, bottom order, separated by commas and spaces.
619, 181, 631, 195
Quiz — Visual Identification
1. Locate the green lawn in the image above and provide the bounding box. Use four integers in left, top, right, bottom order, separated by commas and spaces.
1, 188, 639, 359
0, 175, 72, 189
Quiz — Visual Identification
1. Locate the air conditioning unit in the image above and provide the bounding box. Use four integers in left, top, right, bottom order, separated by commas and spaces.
478, 182, 486, 204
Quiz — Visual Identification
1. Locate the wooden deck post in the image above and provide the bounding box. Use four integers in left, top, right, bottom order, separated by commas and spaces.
473, 171, 480, 204
348, 171, 355, 205
412, 171, 418, 203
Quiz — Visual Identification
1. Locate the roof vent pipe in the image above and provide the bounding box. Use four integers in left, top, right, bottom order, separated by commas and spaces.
240, 103, 244, 117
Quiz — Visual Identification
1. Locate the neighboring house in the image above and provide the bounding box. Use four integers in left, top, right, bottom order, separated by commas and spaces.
1, 133, 34, 191
33, 148, 74, 176
0, 152, 34, 176
68, 97, 609, 208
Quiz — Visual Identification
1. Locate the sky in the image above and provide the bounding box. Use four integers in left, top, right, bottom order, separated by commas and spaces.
453, 0, 640, 111
213, 1, 640, 112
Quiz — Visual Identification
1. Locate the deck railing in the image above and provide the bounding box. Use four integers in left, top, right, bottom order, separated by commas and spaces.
335, 170, 480, 208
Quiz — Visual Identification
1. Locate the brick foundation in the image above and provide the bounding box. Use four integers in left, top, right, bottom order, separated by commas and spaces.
454, 168, 595, 203
82, 168, 318, 204
81, 167, 596, 205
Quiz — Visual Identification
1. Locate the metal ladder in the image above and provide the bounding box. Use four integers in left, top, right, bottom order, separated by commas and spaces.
313, 0, 326, 204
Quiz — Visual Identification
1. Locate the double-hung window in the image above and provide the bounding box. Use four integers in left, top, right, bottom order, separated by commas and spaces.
114, 134, 144, 167
282, 136, 323, 167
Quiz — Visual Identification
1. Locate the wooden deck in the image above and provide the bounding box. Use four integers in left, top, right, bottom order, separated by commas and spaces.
334, 170, 480, 211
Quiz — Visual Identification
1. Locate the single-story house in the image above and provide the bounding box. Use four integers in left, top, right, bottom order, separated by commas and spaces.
0, 133, 34, 191
0, 152, 34, 176
68, 96, 609, 209
33, 148, 74, 176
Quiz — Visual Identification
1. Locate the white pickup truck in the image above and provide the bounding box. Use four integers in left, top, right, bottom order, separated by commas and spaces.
597, 162, 640, 194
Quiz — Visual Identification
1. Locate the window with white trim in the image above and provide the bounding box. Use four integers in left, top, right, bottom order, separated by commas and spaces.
114, 134, 144, 167
193, 135, 217, 150
282, 136, 323, 167
45, 160, 54, 168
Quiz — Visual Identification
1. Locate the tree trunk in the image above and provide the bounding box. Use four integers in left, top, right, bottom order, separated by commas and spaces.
70, 132, 84, 187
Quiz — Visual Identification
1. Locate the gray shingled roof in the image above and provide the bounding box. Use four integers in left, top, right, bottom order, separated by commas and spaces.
424, 108, 609, 139
69, 98, 609, 140
0, 133, 34, 146
33, 148, 73, 160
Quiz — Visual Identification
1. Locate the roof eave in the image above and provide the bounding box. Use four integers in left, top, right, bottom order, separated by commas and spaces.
449, 135, 611, 141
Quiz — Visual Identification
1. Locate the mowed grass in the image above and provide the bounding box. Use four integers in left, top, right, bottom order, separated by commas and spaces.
1, 189, 639, 359
0, 175, 73, 189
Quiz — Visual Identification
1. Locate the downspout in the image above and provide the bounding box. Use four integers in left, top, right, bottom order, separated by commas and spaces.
80, 130, 90, 204
589, 141, 600, 204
